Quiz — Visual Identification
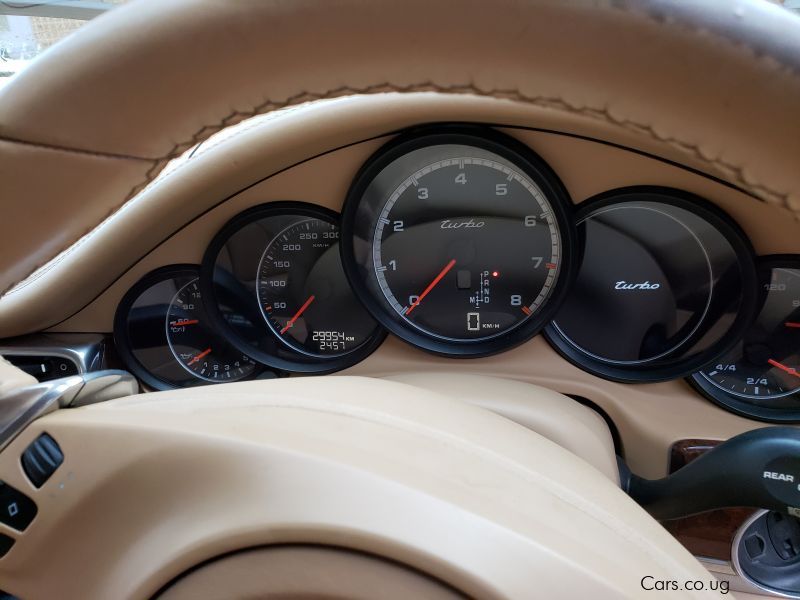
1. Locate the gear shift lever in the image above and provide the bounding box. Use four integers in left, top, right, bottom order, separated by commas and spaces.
622, 427, 800, 520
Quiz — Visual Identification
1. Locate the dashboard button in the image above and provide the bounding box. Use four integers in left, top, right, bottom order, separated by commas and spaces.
0, 483, 37, 531
21, 433, 63, 488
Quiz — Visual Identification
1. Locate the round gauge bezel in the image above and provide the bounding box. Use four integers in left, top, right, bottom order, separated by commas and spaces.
339, 124, 579, 357
113, 264, 263, 390
543, 186, 760, 383
200, 201, 387, 373
690, 254, 800, 423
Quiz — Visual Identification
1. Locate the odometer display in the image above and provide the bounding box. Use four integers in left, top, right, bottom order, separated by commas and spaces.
341, 127, 576, 356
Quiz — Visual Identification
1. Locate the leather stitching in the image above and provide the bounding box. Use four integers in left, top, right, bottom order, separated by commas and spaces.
2, 81, 797, 299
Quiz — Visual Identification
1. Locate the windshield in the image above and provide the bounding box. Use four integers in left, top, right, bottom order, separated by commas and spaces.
0, 0, 127, 89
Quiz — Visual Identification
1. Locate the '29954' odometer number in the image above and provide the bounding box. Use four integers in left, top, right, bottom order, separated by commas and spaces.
257, 218, 377, 357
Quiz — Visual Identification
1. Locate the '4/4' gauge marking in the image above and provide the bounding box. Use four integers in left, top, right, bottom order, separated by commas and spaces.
700, 267, 800, 400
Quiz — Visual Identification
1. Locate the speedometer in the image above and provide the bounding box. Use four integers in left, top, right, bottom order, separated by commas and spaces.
341, 126, 577, 356
257, 217, 377, 357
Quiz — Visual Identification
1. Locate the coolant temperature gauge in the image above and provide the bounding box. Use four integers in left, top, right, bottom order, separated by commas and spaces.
167, 279, 257, 382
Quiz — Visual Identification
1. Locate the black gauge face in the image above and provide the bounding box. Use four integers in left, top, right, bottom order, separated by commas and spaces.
256, 218, 377, 357
545, 188, 758, 382
113, 266, 263, 390
341, 126, 577, 356
692, 260, 800, 420
166, 279, 257, 382
201, 202, 385, 372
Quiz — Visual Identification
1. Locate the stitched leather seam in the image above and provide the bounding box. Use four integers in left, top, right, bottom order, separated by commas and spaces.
129, 82, 792, 206
0, 134, 155, 162
2, 81, 796, 299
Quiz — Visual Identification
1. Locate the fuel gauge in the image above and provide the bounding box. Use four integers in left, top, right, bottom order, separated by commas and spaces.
693, 258, 800, 421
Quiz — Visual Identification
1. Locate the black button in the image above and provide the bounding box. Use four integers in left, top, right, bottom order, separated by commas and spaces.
21, 433, 63, 488
0, 534, 13, 559
0, 483, 37, 532
745, 533, 765, 559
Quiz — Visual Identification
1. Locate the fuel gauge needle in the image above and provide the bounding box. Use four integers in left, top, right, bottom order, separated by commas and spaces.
281, 295, 315, 334
768, 358, 800, 379
405, 259, 456, 315
188, 347, 212, 365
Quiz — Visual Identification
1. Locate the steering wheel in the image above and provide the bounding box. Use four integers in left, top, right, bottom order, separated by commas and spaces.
1, 0, 799, 598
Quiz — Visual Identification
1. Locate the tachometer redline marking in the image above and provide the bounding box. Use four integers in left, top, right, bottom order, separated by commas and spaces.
521, 306, 533, 316
188, 347, 212, 365
768, 358, 800, 379
405, 259, 456, 315
281, 295, 316, 334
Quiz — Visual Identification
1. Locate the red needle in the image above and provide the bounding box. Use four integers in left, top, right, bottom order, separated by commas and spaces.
405, 259, 456, 315
768, 358, 800, 379
785, 322, 800, 329
172, 319, 199, 327
188, 347, 212, 365
281, 295, 315, 334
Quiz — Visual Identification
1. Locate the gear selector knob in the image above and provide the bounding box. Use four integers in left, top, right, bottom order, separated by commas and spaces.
624, 427, 800, 520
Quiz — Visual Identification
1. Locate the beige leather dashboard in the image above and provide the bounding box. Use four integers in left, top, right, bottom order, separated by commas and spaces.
22, 94, 798, 478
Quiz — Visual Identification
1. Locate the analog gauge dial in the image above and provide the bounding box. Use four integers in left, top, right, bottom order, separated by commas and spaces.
166, 279, 257, 382
696, 264, 800, 404
545, 188, 758, 383
341, 127, 577, 356
201, 202, 385, 373
257, 217, 377, 357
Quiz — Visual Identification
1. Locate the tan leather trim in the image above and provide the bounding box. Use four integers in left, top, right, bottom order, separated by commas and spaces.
386, 372, 620, 483
0, 355, 36, 395
1, 0, 799, 299
6, 98, 799, 337
156, 546, 464, 600
0, 376, 718, 599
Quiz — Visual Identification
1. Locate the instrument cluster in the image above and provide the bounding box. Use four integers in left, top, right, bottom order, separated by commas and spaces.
113, 124, 800, 422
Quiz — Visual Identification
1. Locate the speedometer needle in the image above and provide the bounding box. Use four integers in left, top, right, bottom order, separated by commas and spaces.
785, 322, 800, 329
768, 358, 800, 379
188, 347, 212, 365
281, 295, 315, 334
405, 259, 456, 315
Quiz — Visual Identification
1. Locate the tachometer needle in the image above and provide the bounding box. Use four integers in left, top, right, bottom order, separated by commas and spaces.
405, 259, 456, 315
188, 347, 212, 365
785, 322, 800, 329
281, 295, 315, 334
172, 319, 199, 327
768, 358, 800, 379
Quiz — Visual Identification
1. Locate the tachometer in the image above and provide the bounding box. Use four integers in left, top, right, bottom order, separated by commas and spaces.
340, 126, 577, 356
